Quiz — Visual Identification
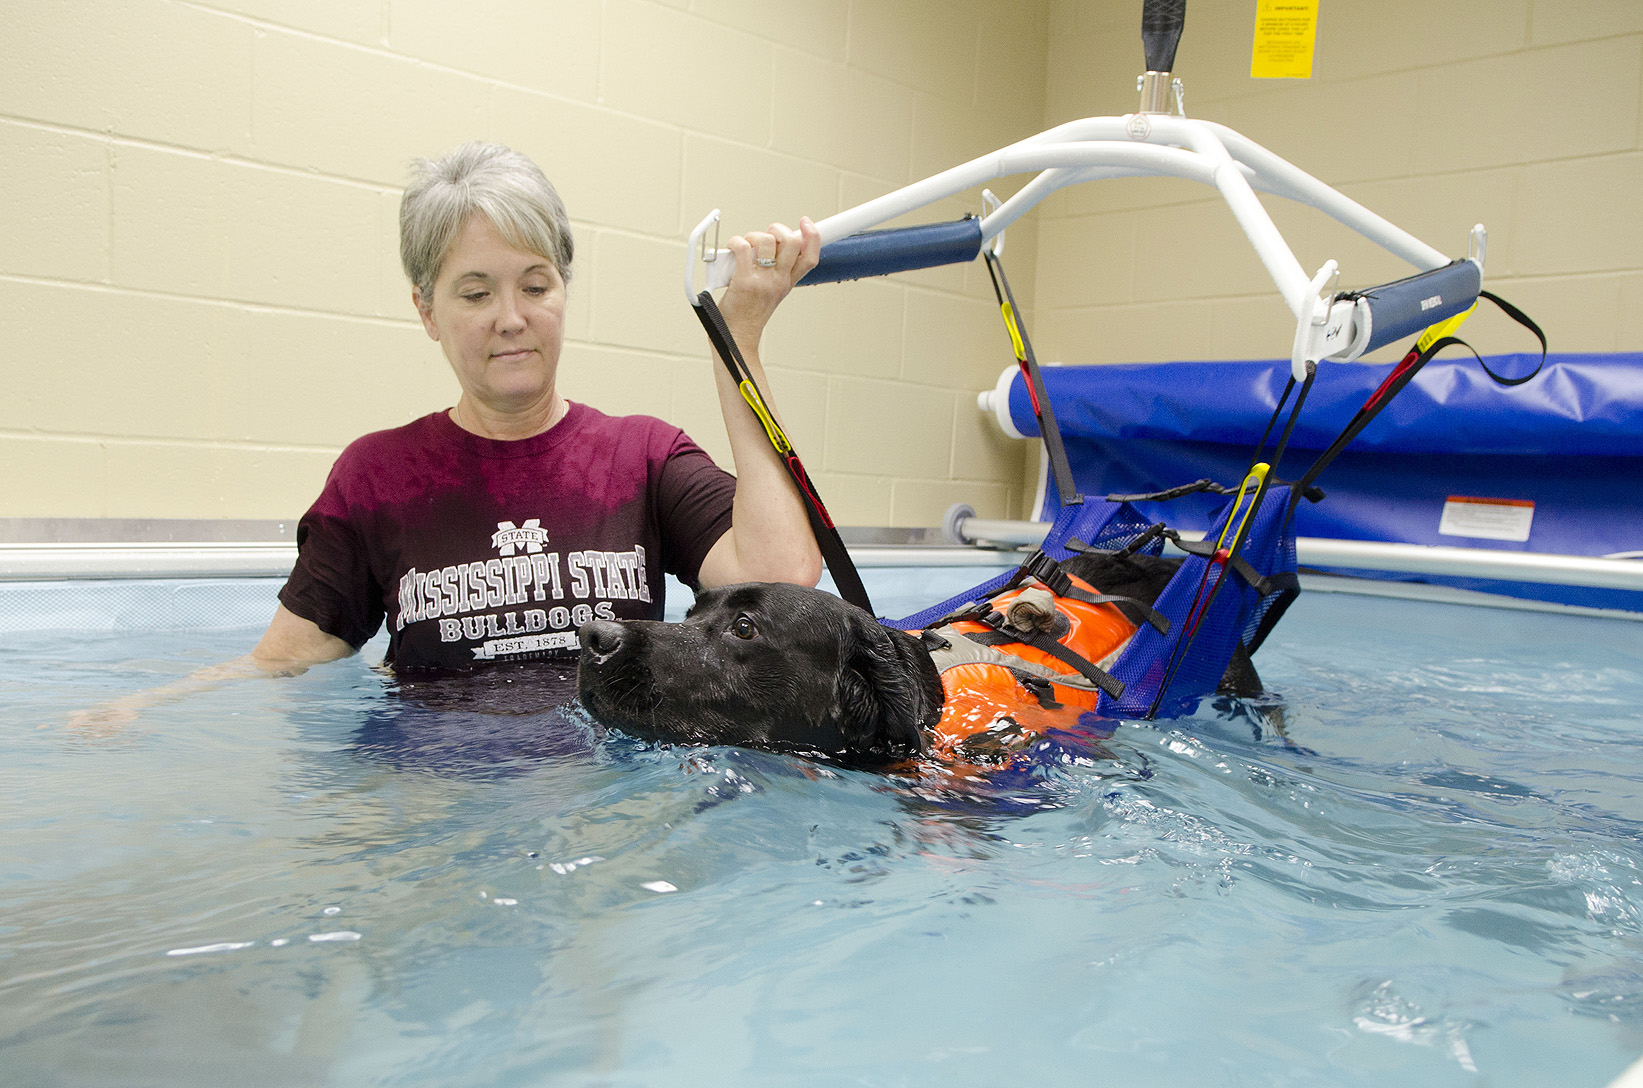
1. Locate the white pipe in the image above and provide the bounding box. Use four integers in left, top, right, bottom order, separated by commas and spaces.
1205, 123, 1449, 271
700, 139, 1246, 294
697, 114, 1462, 315
1142, 116, 1310, 314
812, 141, 1218, 244
1299, 539, 1643, 591
843, 547, 1020, 569
1297, 574, 1643, 622
981, 166, 1112, 241
0, 542, 298, 581
956, 518, 1053, 547
5, 538, 1638, 611
944, 519, 1643, 593
701, 114, 1437, 318
1018, 116, 1449, 275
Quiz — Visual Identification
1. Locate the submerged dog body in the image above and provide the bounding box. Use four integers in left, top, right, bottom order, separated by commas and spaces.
576, 553, 1262, 766
577, 581, 940, 762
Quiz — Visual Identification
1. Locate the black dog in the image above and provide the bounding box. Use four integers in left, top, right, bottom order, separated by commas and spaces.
576, 553, 1261, 764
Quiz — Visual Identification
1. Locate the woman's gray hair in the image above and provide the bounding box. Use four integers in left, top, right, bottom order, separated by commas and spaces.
400, 142, 574, 297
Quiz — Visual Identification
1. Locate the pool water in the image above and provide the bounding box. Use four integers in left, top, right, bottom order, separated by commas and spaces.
4, 571, 1643, 1086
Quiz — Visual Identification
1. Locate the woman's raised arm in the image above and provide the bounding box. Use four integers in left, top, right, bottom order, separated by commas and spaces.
695, 216, 826, 590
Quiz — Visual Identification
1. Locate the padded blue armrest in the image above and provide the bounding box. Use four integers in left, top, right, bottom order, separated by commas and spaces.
1356, 259, 1482, 354
799, 218, 983, 286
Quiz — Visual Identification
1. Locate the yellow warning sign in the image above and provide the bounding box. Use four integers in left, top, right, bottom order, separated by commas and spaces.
1251, 0, 1318, 79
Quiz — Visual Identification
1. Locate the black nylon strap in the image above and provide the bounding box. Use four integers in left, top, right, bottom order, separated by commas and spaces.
1026, 564, 1169, 634
1477, 290, 1548, 386
1143, 362, 1310, 720
1163, 533, 1276, 597
1251, 374, 1296, 465
984, 251, 1082, 505
690, 292, 874, 615
963, 627, 1125, 699
1245, 574, 1300, 655
1006, 668, 1065, 710
1107, 478, 1237, 503
1097, 524, 1168, 560
1294, 292, 1548, 503
1290, 334, 1468, 503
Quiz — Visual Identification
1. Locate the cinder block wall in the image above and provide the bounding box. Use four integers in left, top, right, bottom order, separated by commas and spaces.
1035, 0, 1643, 373
10, 1, 1636, 527
1, 0, 1046, 526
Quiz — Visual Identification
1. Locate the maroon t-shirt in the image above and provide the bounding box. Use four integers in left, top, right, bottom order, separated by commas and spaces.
279, 404, 735, 670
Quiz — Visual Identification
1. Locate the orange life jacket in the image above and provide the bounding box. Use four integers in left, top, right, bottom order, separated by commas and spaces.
912, 573, 1137, 764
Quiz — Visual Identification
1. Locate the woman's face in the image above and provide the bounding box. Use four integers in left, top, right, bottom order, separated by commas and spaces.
414, 214, 566, 413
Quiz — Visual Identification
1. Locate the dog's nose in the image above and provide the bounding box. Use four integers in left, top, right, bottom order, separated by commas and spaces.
578, 620, 626, 662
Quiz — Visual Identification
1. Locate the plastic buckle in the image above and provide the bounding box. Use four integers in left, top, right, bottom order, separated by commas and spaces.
1018, 549, 1061, 585
919, 629, 952, 651
935, 601, 986, 626
1014, 672, 1063, 710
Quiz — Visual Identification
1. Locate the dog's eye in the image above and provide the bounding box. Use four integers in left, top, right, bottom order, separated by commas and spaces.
731, 614, 757, 640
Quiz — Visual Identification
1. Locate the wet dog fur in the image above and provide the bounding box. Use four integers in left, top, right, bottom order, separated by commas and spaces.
576, 552, 1263, 765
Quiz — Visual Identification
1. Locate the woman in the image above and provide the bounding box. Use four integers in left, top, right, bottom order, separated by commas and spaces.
75, 142, 822, 723
260, 141, 822, 672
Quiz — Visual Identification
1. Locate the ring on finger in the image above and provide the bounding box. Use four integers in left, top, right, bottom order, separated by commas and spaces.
755, 257, 776, 267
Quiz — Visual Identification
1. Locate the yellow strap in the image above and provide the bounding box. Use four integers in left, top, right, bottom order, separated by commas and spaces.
739, 380, 792, 455
1217, 463, 1270, 554
1000, 301, 1027, 360
1416, 302, 1477, 353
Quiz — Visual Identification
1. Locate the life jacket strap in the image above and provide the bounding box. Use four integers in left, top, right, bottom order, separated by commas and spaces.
1007, 669, 1064, 710
920, 626, 1107, 698
995, 549, 1172, 635
963, 623, 1126, 700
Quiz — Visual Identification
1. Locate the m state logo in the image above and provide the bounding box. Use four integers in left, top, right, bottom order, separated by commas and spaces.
492, 518, 549, 557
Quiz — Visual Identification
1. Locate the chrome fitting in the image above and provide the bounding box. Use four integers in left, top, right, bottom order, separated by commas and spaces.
1138, 70, 1173, 114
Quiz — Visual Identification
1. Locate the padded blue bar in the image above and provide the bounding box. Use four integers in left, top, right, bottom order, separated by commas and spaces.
1006, 354, 1635, 457
799, 218, 983, 286
1359, 259, 1482, 353
1002, 353, 1643, 610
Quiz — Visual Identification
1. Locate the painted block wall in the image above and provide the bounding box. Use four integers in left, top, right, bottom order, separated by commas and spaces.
9, 1, 1636, 529
1034, 0, 1643, 373
0, 0, 1047, 526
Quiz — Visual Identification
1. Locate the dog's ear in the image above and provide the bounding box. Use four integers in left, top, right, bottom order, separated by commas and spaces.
837, 617, 942, 760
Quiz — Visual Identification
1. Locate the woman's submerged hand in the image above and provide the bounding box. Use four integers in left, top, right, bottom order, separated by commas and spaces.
62, 657, 273, 737
60, 606, 353, 736
715, 216, 822, 346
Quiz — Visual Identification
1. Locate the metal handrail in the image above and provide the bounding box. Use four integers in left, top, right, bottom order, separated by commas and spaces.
946, 517, 1643, 592
3, 532, 1639, 593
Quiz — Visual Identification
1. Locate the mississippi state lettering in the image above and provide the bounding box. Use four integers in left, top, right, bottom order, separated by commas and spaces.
396, 541, 648, 653
435, 601, 616, 643
394, 552, 566, 631
278, 406, 737, 669
566, 548, 651, 602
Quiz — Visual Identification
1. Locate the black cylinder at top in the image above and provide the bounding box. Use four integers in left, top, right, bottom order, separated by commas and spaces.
1142, 0, 1186, 73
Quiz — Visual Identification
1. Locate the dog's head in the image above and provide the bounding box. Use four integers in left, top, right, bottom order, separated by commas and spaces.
576, 582, 941, 763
